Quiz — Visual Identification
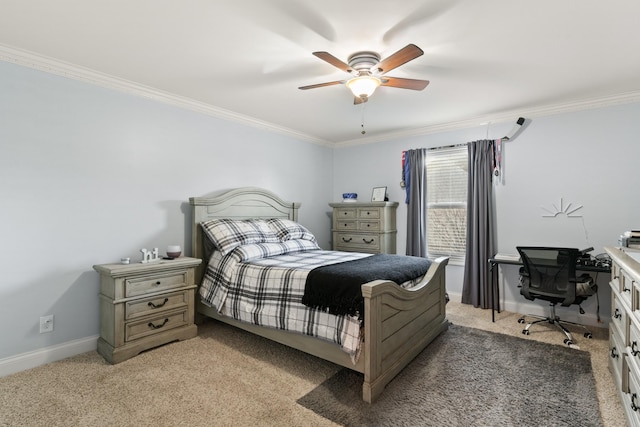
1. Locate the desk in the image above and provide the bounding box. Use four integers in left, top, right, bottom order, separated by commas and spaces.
488, 257, 610, 322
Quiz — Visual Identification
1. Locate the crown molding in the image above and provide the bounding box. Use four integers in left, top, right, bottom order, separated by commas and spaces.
0, 43, 332, 147
335, 90, 640, 147
2, 43, 639, 148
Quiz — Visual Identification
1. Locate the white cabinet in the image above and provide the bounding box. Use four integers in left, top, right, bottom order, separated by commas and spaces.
605, 246, 640, 426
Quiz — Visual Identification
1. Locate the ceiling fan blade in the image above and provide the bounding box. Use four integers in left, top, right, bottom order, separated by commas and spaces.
380, 77, 430, 90
313, 51, 355, 74
373, 44, 424, 74
298, 80, 344, 90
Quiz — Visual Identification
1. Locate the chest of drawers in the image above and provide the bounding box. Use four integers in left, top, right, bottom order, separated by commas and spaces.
605, 246, 640, 426
329, 202, 398, 254
93, 257, 202, 363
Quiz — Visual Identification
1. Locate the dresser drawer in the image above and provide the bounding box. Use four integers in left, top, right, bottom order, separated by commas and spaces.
620, 268, 634, 308
612, 290, 630, 345
336, 220, 357, 230
630, 321, 640, 368
125, 290, 190, 320
626, 364, 640, 423
359, 221, 380, 231
125, 271, 189, 297
334, 233, 380, 251
125, 309, 189, 342
335, 208, 357, 220
611, 327, 627, 392
358, 209, 380, 219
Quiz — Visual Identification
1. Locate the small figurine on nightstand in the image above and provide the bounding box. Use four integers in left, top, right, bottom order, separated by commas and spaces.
140, 247, 159, 263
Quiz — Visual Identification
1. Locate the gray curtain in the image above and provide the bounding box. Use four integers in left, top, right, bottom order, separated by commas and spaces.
461, 140, 496, 308
405, 149, 428, 257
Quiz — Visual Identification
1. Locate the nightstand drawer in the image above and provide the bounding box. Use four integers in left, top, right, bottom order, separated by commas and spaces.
125, 271, 188, 297
125, 290, 189, 320
125, 309, 189, 342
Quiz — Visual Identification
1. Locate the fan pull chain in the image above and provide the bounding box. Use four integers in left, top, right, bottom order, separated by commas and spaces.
361, 102, 367, 134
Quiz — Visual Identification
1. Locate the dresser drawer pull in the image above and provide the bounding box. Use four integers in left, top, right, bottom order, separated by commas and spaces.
153, 281, 161, 286
148, 318, 169, 329
148, 298, 169, 309
624, 284, 631, 293
610, 346, 619, 359
363, 238, 374, 244
342, 237, 353, 243
632, 394, 639, 412
633, 341, 640, 357
614, 308, 622, 319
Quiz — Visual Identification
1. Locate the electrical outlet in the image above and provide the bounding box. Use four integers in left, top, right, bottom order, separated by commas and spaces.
40, 315, 54, 333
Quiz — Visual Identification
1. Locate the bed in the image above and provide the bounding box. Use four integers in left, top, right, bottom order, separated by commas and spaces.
189, 187, 449, 403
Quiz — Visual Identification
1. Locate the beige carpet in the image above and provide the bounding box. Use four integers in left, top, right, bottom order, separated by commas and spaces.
0, 301, 625, 427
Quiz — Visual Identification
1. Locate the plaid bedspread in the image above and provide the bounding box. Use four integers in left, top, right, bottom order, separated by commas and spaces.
199, 240, 372, 356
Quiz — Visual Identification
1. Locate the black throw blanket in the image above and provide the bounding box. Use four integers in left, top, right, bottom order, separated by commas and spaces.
302, 254, 432, 319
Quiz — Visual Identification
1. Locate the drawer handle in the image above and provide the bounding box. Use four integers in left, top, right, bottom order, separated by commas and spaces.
610, 346, 619, 359
366, 211, 371, 215
148, 298, 169, 309
148, 318, 169, 329
363, 238, 374, 244
624, 284, 631, 293
153, 281, 161, 286
342, 237, 353, 243
343, 212, 348, 215
614, 308, 622, 319
633, 394, 639, 412
632, 341, 640, 357
342, 223, 349, 228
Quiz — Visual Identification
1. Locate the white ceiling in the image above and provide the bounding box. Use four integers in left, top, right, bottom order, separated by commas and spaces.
1, 0, 640, 145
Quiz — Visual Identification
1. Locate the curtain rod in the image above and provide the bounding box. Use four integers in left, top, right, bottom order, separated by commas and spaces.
426, 117, 526, 150
427, 143, 467, 151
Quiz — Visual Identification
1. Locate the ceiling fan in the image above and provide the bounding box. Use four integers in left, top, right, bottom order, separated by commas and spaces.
298, 44, 429, 104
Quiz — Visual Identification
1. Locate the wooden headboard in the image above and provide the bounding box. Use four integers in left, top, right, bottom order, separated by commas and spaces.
189, 187, 301, 281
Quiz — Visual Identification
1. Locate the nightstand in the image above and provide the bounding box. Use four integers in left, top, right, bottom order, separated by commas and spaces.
329, 202, 398, 254
93, 257, 202, 364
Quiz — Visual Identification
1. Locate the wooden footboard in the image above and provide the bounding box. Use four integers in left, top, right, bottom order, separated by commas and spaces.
196, 255, 449, 403
362, 256, 449, 403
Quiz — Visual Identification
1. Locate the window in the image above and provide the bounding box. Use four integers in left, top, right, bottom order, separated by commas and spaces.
426, 146, 468, 262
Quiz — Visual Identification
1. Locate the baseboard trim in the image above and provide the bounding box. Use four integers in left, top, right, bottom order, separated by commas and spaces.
0, 335, 99, 378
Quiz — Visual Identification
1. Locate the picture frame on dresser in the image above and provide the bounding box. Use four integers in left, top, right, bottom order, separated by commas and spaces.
371, 186, 387, 202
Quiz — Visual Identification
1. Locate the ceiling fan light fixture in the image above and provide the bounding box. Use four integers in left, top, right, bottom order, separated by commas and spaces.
346, 75, 381, 98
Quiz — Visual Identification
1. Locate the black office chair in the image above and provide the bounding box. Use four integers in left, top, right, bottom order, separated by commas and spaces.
516, 246, 597, 347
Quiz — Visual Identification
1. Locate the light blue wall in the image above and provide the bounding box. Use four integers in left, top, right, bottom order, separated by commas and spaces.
0, 61, 333, 360
2, 55, 639, 363
333, 102, 640, 326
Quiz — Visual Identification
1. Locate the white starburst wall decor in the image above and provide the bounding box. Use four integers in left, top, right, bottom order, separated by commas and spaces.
541, 197, 583, 218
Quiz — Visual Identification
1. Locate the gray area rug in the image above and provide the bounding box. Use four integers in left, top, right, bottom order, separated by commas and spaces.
297, 324, 603, 427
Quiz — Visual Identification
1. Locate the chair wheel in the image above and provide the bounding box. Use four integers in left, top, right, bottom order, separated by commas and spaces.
522, 329, 529, 335
584, 332, 593, 339
564, 338, 574, 346
517, 318, 525, 324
